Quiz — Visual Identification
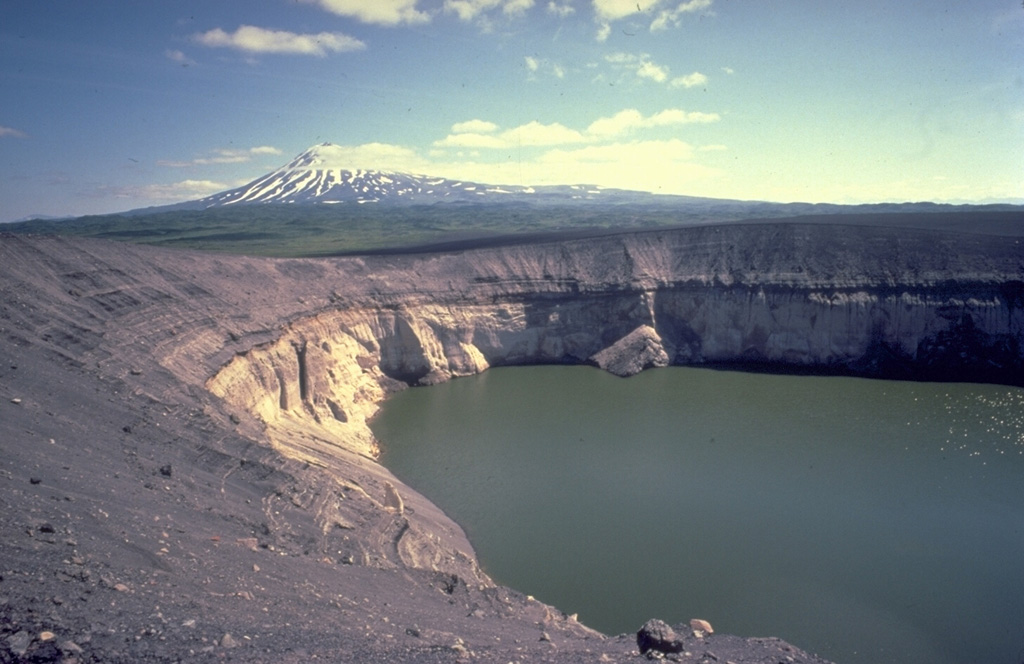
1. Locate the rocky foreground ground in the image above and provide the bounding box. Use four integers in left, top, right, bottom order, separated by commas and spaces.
3, 219, 1021, 663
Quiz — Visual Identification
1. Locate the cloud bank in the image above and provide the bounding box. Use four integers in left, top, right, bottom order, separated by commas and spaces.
194, 25, 366, 56
301, 0, 431, 25
159, 146, 283, 168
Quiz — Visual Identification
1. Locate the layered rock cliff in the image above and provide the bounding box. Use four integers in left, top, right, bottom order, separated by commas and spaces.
204, 222, 1023, 481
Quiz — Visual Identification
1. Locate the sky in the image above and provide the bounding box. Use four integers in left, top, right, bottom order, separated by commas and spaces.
1, 0, 1022, 222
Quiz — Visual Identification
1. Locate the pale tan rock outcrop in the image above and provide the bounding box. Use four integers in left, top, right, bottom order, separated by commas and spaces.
590, 324, 669, 376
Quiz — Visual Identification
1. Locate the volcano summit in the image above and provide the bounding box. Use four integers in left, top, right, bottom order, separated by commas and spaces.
193, 142, 633, 207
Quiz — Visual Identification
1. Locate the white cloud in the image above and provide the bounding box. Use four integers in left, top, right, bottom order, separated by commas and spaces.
677, 0, 712, 11
194, 25, 365, 57
592, 0, 653, 22
446, 0, 500, 21
165, 49, 197, 66
591, 0, 712, 32
603, 52, 635, 64
670, 71, 708, 88
445, 0, 535, 21
452, 119, 500, 133
586, 108, 718, 136
249, 145, 284, 156
433, 133, 508, 149
650, 0, 712, 31
606, 52, 669, 84
507, 120, 588, 145
524, 55, 566, 79
503, 0, 536, 16
302, 142, 429, 171
547, 1, 575, 17
301, 0, 431, 25
0, 126, 28, 139
605, 53, 706, 89
533, 139, 721, 191
436, 108, 719, 149
435, 120, 587, 148
636, 60, 669, 83
585, 109, 645, 136
158, 146, 283, 168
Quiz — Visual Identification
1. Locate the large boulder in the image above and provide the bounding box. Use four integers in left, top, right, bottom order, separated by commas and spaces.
590, 325, 669, 377
637, 619, 684, 655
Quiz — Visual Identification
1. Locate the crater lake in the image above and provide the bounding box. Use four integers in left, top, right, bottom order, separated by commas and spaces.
373, 366, 1024, 664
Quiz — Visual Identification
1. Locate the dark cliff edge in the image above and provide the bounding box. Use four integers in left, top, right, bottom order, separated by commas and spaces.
1, 220, 1021, 663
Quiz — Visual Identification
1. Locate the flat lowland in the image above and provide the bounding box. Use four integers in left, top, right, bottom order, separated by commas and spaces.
7, 204, 1023, 257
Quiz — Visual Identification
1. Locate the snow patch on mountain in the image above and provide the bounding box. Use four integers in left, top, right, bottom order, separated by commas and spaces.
194, 143, 631, 207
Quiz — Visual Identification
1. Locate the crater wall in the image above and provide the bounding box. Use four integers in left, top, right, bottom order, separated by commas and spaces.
3, 221, 1022, 584
204, 223, 1024, 484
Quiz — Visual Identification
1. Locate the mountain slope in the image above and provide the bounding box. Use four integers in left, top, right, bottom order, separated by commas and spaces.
194, 142, 653, 207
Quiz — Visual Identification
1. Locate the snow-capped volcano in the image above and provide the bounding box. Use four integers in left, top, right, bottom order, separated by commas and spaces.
194, 143, 633, 207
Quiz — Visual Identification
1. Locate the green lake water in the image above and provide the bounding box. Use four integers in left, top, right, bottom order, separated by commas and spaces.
371, 366, 1024, 664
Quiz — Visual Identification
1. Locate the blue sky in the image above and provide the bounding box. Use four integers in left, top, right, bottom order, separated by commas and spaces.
1, 0, 1022, 221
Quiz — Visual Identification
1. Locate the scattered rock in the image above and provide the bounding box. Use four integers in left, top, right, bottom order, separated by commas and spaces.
637, 619, 684, 656
220, 633, 239, 649
236, 537, 259, 551
10, 397, 21, 405
61, 640, 83, 654
159, 464, 172, 477
38, 631, 56, 642
7, 631, 31, 657
690, 618, 714, 636
29, 477, 42, 485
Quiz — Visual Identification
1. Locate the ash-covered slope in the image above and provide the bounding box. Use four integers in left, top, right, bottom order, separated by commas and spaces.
2, 221, 1022, 662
